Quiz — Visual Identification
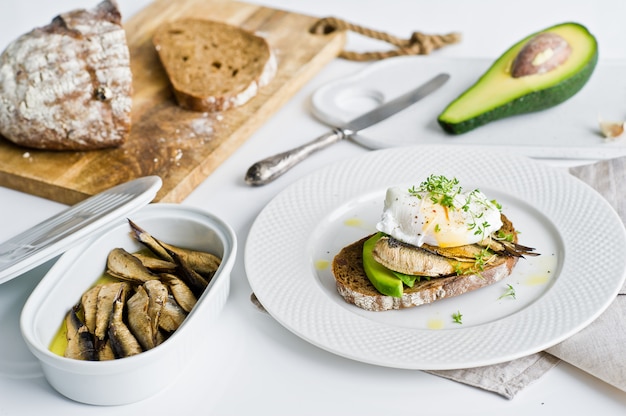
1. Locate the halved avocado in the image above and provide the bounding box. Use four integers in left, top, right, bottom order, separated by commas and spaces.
438, 22, 598, 134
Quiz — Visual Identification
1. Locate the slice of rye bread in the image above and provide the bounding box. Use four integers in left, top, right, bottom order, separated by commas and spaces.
153, 18, 277, 112
332, 233, 519, 312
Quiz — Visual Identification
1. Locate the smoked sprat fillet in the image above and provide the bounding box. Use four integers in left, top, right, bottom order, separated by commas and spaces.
153, 18, 277, 112
0, 0, 132, 150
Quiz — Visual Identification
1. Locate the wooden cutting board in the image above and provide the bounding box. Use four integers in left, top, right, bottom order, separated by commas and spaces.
0, 0, 345, 204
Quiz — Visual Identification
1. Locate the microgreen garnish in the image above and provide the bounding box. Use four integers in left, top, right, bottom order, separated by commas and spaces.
496, 230, 516, 242
408, 175, 461, 208
454, 248, 494, 277
452, 310, 463, 324
473, 248, 494, 272
498, 284, 517, 300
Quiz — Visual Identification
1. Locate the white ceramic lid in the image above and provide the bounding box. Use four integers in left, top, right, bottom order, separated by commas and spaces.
0, 176, 162, 285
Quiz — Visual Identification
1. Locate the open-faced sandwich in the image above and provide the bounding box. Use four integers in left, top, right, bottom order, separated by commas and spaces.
332, 175, 539, 311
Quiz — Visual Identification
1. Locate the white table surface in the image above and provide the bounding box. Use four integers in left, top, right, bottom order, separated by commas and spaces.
1, 1, 625, 414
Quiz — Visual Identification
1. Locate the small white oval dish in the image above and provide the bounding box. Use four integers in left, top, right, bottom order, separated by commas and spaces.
20, 203, 236, 405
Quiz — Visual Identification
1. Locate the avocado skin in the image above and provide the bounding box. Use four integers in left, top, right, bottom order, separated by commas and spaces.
438, 23, 598, 135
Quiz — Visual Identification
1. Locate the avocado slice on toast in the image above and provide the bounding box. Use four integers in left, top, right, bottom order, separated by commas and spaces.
362, 233, 404, 298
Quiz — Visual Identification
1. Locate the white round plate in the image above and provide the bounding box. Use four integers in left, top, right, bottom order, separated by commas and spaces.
245, 145, 626, 370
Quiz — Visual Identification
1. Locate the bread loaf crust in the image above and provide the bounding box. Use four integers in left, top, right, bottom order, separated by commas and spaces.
0, 0, 132, 150
332, 235, 518, 312
153, 19, 277, 112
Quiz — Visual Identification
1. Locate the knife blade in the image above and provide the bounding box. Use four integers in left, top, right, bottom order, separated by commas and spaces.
244, 73, 450, 186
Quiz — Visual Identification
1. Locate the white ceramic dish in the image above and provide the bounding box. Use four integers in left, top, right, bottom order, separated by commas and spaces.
245, 145, 626, 370
311, 56, 626, 160
20, 203, 237, 405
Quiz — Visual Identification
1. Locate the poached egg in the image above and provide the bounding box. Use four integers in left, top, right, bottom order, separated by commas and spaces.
376, 180, 503, 248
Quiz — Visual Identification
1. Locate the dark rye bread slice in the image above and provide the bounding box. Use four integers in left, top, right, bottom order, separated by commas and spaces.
332, 235, 519, 312
153, 18, 277, 112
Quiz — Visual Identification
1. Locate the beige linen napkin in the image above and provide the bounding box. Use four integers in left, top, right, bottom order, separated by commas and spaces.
428, 157, 626, 398
546, 158, 626, 390
251, 157, 626, 399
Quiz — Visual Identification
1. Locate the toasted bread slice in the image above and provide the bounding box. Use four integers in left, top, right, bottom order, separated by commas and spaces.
332, 226, 519, 312
153, 18, 277, 112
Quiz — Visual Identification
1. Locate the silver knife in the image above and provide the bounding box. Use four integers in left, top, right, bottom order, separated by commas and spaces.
244, 73, 450, 186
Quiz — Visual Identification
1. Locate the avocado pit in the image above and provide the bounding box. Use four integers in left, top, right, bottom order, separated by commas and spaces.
511, 32, 572, 77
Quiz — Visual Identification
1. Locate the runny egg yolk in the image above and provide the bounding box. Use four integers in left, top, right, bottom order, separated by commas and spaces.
376, 186, 503, 248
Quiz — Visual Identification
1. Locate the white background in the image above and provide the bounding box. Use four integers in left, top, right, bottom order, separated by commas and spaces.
0, 1, 625, 415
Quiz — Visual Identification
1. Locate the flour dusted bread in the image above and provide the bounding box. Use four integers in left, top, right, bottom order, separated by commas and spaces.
153, 18, 277, 112
0, 0, 132, 150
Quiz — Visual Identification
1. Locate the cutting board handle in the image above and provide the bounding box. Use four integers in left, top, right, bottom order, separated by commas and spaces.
310, 16, 461, 61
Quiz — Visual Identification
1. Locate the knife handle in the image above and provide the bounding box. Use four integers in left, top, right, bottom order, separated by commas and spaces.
245, 128, 347, 186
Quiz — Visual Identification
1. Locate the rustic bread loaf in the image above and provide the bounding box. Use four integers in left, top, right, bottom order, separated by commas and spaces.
332, 233, 519, 312
0, 0, 132, 151
153, 18, 277, 112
